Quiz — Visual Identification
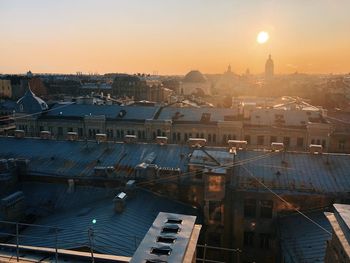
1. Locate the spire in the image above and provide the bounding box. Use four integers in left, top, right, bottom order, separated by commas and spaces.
227, 64, 231, 73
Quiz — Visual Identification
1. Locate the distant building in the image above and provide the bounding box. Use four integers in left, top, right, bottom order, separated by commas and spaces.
0, 79, 12, 98
180, 70, 211, 96
265, 54, 274, 81
112, 74, 172, 102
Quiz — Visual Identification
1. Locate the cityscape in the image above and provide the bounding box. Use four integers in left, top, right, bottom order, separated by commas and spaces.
1, 1, 350, 263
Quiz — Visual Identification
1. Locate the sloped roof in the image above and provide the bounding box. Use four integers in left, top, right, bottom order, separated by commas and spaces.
16, 88, 48, 114
279, 211, 331, 263
0, 137, 190, 178
45, 103, 159, 120
8, 182, 197, 256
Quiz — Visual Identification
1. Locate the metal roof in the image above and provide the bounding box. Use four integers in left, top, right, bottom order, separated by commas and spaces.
279, 211, 331, 263
45, 103, 159, 120
6, 182, 197, 257
0, 137, 191, 178
157, 107, 239, 122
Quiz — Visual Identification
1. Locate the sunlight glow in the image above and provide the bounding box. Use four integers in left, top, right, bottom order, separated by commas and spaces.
257, 31, 269, 44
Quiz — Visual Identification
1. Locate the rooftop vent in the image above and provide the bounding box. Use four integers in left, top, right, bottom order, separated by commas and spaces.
124, 134, 137, 143
113, 192, 127, 213
67, 132, 78, 141
96, 133, 107, 143
156, 136, 168, 146
40, 131, 51, 140
162, 224, 180, 234
228, 140, 247, 150
150, 246, 172, 256
166, 218, 182, 224
14, 130, 25, 139
157, 235, 177, 244
145, 259, 168, 263
309, 144, 323, 154
188, 138, 206, 148
271, 142, 284, 152
118, 109, 127, 118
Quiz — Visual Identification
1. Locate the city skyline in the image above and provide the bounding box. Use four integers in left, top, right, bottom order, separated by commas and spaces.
1, 0, 350, 75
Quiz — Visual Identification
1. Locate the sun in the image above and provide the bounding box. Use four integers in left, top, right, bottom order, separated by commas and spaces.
257, 31, 269, 44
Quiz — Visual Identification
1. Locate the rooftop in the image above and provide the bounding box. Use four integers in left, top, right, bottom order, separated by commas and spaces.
2, 182, 198, 257
0, 137, 190, 178
279, 211, 331, 263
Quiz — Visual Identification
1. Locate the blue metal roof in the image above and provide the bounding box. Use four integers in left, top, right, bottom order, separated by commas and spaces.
0, 137, 191, 178
157, 107, 239, 122
45, 103, 159, 120
8, 182, 197, 256
279, 211, 331, 263
234, 150, 350, 194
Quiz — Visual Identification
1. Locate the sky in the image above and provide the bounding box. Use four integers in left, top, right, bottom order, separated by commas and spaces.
1, 0, 350, 75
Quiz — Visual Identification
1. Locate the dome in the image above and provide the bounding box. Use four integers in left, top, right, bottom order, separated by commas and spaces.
183, 70, 207, 83
16, 88, 48, 114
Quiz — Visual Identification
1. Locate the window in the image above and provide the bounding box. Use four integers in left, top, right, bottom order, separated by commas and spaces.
58, 127, 63, 136
208, 134, 212, 143
244, 199, 256, 218
260, 200, 273, 218
297, 137, 304, 147
259, 233, 270, 249
68, 127, 73, 132
245, 135, 251, 144
244, 231, 254, 247
270, 136, 277, 144
138, 130, 141, 139
317, 139, 321, 145
322, 139, 326, 148
208, 201, 223, 223
257, 135, 264, 145
283, 137, 290, 147
222, 134, 227, 145
311, 139, 315, 144
39, 126, 44, 131
184, 133, 188, 142
208, 176, 223, 192
177, 132, 181, 141
172, 132, 176, 142
157, 129, 161, 136
338, 139, 346, 150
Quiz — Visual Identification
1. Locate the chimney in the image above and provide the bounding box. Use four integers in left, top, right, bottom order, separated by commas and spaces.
14, 130, 25, 139
271, 142, 284, 152
124, 135, 137, 144
40, 130, 51, 140
67, 179, 75, 193
156, 136, 168, 145
228, 140, 247, 150
96, 133, 107, 143
309, 144, 323, 154
188, 138, 206, 148
113, 192, 127, 213
67, 132, 78, 141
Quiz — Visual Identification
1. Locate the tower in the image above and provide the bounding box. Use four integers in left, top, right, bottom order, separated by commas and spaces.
265, 54, 274, 80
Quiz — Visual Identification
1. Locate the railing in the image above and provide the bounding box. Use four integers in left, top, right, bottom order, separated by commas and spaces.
0, 220, 242, 263
196, 244, 242, 263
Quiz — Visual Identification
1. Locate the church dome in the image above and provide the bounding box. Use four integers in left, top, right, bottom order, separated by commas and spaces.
183, 70, 207, 83
16, 88, 48, 114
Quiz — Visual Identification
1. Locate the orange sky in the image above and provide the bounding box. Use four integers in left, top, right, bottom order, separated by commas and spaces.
1, 0, 350, 75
